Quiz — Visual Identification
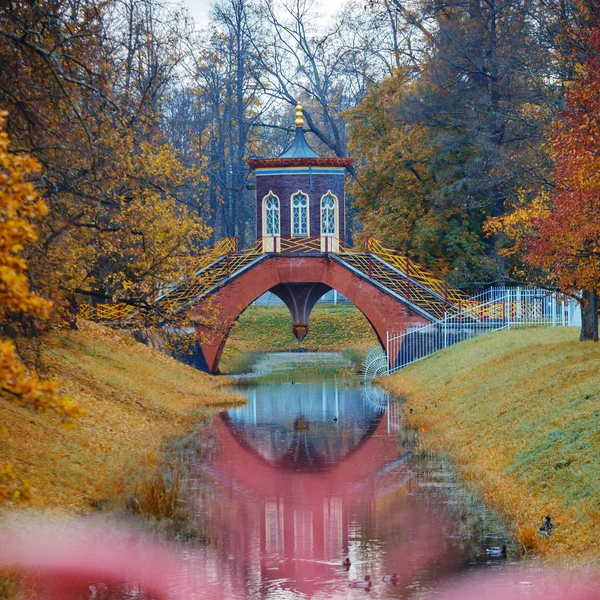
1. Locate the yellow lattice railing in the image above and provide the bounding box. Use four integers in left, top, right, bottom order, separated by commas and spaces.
156, 241, 263, 314
79, 237, 245, 323
78, 302, 136, 322
278, 236, 322, 253
366, 239, 468, 305
80, 235, 489, 325
339, 252, 451, 319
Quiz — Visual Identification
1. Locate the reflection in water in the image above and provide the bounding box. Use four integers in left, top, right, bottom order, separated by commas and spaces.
223, 381, 389, 469
4, 355, 518, 599
190, 369, 510, 599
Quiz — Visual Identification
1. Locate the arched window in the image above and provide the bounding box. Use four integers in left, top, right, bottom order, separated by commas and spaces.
321, 192, 337, 235
263, 192, 280, 236
291, 191, 309, 236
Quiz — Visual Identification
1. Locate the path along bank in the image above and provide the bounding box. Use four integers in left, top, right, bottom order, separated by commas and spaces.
379, 327, 600, 564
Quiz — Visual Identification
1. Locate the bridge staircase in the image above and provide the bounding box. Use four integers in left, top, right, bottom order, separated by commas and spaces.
79, 237, 468, 326
333, 251, 459, 322
78, 238, 265, 324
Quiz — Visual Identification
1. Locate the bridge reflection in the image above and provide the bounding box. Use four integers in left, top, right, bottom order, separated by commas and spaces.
222, 381, 394, 469
192, 382, 460, 598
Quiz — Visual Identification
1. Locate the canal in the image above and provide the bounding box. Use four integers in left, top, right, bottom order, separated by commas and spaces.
181, 352, 513, 599
31, 352, 513, 599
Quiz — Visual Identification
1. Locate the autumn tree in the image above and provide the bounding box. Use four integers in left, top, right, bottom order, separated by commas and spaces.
347, 0, 564, 287
484, 2, 600, 340
520, 17, 600, 340
0, 112, 81, 501
0, 0, 211, 314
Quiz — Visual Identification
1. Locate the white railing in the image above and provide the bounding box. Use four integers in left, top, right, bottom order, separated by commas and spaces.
253, 289, 352, 306
381, 287, 580, 376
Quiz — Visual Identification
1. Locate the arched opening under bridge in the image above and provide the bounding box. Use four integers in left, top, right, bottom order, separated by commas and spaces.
189, 254, 429, 373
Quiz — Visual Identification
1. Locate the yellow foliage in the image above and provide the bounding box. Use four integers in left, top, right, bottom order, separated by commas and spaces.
484, 192, 551, 257
0, 320, 244, 513
0, 110, 81, 503
0, 464, 31, 503
0, 111, 50, 321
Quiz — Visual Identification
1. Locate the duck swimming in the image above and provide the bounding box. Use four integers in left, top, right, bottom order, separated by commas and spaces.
382, 573, 399, 584
486, 544, 507, 558
342, 557, 351, 569
349, 575, 372, 589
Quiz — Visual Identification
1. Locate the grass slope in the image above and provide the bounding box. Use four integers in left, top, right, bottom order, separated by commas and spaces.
220, 304, 378, 373
381, 327, 600, 562
0, 321, 243, 513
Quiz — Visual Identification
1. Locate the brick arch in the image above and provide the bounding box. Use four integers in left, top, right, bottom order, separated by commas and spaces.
190, 255, 428, 373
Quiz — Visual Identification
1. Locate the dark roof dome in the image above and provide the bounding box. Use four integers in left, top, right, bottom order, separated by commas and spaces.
279, 102, 320, 159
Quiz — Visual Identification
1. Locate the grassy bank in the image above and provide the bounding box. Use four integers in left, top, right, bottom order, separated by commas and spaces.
380, 327, 600, 563
0, 320, 244, 514
220, 304, 378, 373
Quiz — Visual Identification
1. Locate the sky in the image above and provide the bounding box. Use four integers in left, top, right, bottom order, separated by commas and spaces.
180, 0, 343, 29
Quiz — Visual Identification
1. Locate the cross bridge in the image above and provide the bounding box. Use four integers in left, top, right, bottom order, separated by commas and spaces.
80, 103, 470, 372
80, 236, 468, 373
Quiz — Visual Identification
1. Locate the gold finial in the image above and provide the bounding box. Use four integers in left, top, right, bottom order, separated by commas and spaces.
294, 102, 305, 128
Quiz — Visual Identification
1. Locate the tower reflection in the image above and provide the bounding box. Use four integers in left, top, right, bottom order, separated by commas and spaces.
192, 380, 460, 599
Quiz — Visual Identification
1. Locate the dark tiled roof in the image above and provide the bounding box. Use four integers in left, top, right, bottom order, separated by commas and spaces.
279, 127, 320, 159
247, 157, 352, 169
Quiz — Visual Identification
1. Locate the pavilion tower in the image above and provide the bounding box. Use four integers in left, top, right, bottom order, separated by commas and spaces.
248, 103, 352, 341
246, 104, 353, 341
247, 103, 353, 254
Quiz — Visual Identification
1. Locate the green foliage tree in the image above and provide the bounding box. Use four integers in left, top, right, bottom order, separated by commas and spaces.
347, 0, 567, 288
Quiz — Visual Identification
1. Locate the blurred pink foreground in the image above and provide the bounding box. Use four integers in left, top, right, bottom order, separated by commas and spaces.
1, 519, 599, 599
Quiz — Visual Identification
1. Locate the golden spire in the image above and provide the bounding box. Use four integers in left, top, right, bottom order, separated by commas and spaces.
294, 102, 305, 128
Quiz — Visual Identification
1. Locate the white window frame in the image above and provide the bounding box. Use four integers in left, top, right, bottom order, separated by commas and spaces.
320, 191, 338, 237
290, 190, 310, 237
262, 191, 280, 237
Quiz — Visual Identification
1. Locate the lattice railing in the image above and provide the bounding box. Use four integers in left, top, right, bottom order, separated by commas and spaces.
78, 303, 136, 322
278, 236, 321, 253
339, 253, 452, 320
366, 239, 468, 305
79, 237, 246, 323
79, 236, 473, 325
156, 241, 263, 314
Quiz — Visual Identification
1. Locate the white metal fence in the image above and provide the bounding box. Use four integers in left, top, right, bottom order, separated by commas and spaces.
252, 289, 352, 306
383, 287, 580, 376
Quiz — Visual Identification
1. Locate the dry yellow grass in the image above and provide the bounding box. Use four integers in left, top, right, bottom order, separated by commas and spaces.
381, 327, 600, 564
0, 320, 244, 514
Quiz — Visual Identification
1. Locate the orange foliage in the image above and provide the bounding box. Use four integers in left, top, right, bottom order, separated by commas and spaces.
523, 15, 600, 294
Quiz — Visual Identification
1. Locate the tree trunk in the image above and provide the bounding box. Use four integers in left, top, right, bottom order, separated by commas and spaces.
68, 296, 79, 330
580, 289, 598, 341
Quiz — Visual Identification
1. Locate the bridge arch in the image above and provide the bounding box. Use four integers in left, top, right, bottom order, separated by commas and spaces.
190, 255, 429, 373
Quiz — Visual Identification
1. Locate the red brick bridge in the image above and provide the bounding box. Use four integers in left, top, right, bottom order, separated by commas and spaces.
81, 105, 467, 372
154, 238, 465, 373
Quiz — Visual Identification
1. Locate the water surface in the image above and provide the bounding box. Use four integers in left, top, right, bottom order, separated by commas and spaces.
40, 352, 513, 600
185, 352, 513, 599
